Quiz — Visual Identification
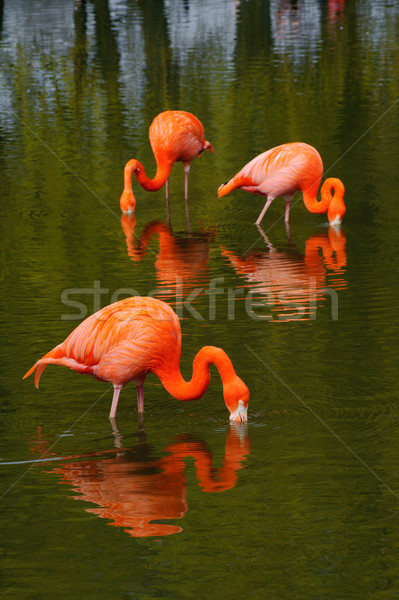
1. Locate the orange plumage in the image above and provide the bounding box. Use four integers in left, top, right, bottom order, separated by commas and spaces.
120, 110, 214, 212
23, 296, 248, 422
218, 142, 346, 226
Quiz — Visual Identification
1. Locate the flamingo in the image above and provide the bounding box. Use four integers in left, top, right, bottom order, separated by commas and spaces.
120, 110, 214, 213
23, 296, 248, 422
218, 142, 346, 226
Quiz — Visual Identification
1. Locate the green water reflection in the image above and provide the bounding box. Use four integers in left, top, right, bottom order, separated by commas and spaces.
1, 1, 399, 599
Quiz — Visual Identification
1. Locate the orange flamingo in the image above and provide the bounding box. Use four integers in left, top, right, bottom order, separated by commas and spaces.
218, 142, 346, 226
23, 296, 249, 422
120, 110, 214, 213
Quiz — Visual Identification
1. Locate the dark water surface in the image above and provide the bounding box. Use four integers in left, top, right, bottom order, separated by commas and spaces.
1, 1, 399, 598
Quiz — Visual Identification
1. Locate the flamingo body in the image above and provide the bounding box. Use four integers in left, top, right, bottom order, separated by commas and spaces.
120, 111, 214, 212
218, 142, 346, 225
23, 297, 248, 422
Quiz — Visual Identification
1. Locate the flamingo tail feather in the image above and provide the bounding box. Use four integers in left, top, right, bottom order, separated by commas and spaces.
23, 357, 93, 388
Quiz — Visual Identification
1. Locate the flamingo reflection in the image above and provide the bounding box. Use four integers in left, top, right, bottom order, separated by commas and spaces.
31, 422, 250, 538
221, 226, 347, 321
121, 214, 215, 302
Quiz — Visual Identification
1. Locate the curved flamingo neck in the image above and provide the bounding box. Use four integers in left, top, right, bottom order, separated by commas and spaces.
302, 177, 345, 221
127, 158, 172, 191
120, 158, 173, 212
157, 346, 237, 402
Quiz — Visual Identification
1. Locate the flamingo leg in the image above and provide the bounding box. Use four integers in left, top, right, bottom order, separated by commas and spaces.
109, 385, 122, 419
136, 383, 144, 413
284, 194, 294, 225
184, 163, 190, 200
185, 197, 191, 232
165, 178, 169, 200
255, 197, 273, 225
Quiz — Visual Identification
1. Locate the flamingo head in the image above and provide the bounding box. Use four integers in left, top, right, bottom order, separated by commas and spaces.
327, 194, 346, 226
326, 177, 346, 226
329, 214, 343, 227
120, 159, 139, 213
202, 139, 214, 153
224, 377, 249, 423
218, 175, 244, 198
120, 189, 136, 214
217, 182, 230, 198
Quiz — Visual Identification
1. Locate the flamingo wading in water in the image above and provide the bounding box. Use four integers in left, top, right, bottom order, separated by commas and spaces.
218, 142, 346, 226
23, 297, 248, 422
120, 111, 214, 213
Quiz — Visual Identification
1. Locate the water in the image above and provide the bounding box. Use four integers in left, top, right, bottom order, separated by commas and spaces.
1, 0, 399, 598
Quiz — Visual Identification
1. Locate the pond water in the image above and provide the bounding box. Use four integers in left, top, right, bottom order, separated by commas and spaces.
1, 0, 399, 598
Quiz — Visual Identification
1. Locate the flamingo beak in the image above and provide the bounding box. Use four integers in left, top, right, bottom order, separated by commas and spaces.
229, 400, 248, 423
329, 215, 342, 227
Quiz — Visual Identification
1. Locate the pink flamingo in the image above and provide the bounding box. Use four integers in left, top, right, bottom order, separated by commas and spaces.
218, 142, 346, 226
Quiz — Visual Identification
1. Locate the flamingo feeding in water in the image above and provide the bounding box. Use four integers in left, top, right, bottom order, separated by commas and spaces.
23, 296, 249, 422
120, 110, 214, 213
218, 142, 346, 226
